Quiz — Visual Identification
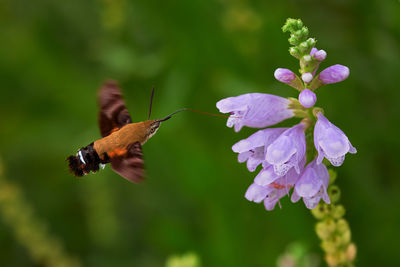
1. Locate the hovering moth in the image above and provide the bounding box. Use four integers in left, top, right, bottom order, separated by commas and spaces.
67, 80, 176, 183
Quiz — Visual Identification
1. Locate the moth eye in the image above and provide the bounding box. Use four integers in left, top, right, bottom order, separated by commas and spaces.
150, 128, 155, 133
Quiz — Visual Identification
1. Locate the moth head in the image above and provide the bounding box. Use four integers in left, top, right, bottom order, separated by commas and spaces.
146, 120, 161, 139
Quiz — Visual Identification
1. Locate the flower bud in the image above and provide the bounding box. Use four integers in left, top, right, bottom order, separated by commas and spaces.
332, 205, 345, 219
274, 68, 295, 84
316, 220, 336, 240
301, 72, 313, 83
336, 219, 350, 234
311, 203, 327, 219
328, 185, 341, 203
321, 240, 337, 254
289, 36, 299, 45
298, 89, 317, 108
307, 38, 316, 47
346, 243, 357, 261
319, 64, 350, 84
289, 47, 300, 58
299, 41, 308, 53
303, 55, 312, 62
314, 49, 327, 61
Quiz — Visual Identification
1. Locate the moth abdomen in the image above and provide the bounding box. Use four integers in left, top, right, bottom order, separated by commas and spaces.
67, 143, 108, 177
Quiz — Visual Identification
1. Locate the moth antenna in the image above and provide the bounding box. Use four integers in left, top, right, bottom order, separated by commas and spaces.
148, 88, 155, 120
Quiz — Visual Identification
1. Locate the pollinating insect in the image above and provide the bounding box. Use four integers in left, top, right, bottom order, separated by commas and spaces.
67, 80, 232, 183
67, 80, 184, 183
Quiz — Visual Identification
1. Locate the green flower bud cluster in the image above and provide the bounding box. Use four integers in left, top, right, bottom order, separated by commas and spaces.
311, 169, 356, 267
0, 158, 81, 267
282, 18, 321, 75
282, 19, 315, 57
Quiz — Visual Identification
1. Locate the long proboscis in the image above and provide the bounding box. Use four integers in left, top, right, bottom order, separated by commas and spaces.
157, 108, 237, 122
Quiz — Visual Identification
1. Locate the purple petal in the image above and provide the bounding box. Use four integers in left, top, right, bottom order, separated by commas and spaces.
246, 154, 264, 172
314, 50, 327, 61
303, 195, 322, 209
266, 123, 306, 176
293, 159, 331, 209
238, 151, 251, 163
274, 68, 296, 84
310, 48, 318, 56
319, 64, 350, 84
314, 113, 357, 166
291, 190, 301, 203
263, 189, 287, 211
298, 89, 317, 108
245, 183, 273, 203
266, 136, 296, 166
217, 93, 294, 132
232, 128, 286, 153
295, 163, 323, 198
254, 165, 281, 186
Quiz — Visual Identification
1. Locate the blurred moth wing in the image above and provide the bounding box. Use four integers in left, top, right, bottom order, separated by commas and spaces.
97, 80, 145, 183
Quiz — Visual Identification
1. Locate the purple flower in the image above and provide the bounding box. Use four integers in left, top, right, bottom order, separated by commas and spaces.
274, 68, 296, 84
291, 159, 330, 209
232, 128, 287, 172
298, 89, 317, 108
245, 164, 303, 210
319, 64, 350, 84
216, 93, 294, 132
263, 168, 300, 210
245, 183, 272, 203
266, 123, 306, 176
314, 113, 357, 166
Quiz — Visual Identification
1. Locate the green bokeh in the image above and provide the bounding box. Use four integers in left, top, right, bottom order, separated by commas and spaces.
0, 0, 399, 266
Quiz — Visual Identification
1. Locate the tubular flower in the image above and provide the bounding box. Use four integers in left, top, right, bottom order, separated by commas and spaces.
232, 128, 287, 172
265, 123, 306, 176
246, 162, 304, 210
314, 113, 357, 166
291, 159, 330, 209
216, 93, 294, 132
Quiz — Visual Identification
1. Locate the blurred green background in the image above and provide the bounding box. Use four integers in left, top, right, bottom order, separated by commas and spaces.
1, 0, 400, 266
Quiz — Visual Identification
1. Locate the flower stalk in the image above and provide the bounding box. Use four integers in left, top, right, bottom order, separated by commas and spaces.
311, 170, 356, 267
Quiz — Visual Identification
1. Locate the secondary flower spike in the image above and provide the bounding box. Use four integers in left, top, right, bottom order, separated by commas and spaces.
314, 112, 357, 166
216, 93, 294, 132
291, 159, 330, 209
